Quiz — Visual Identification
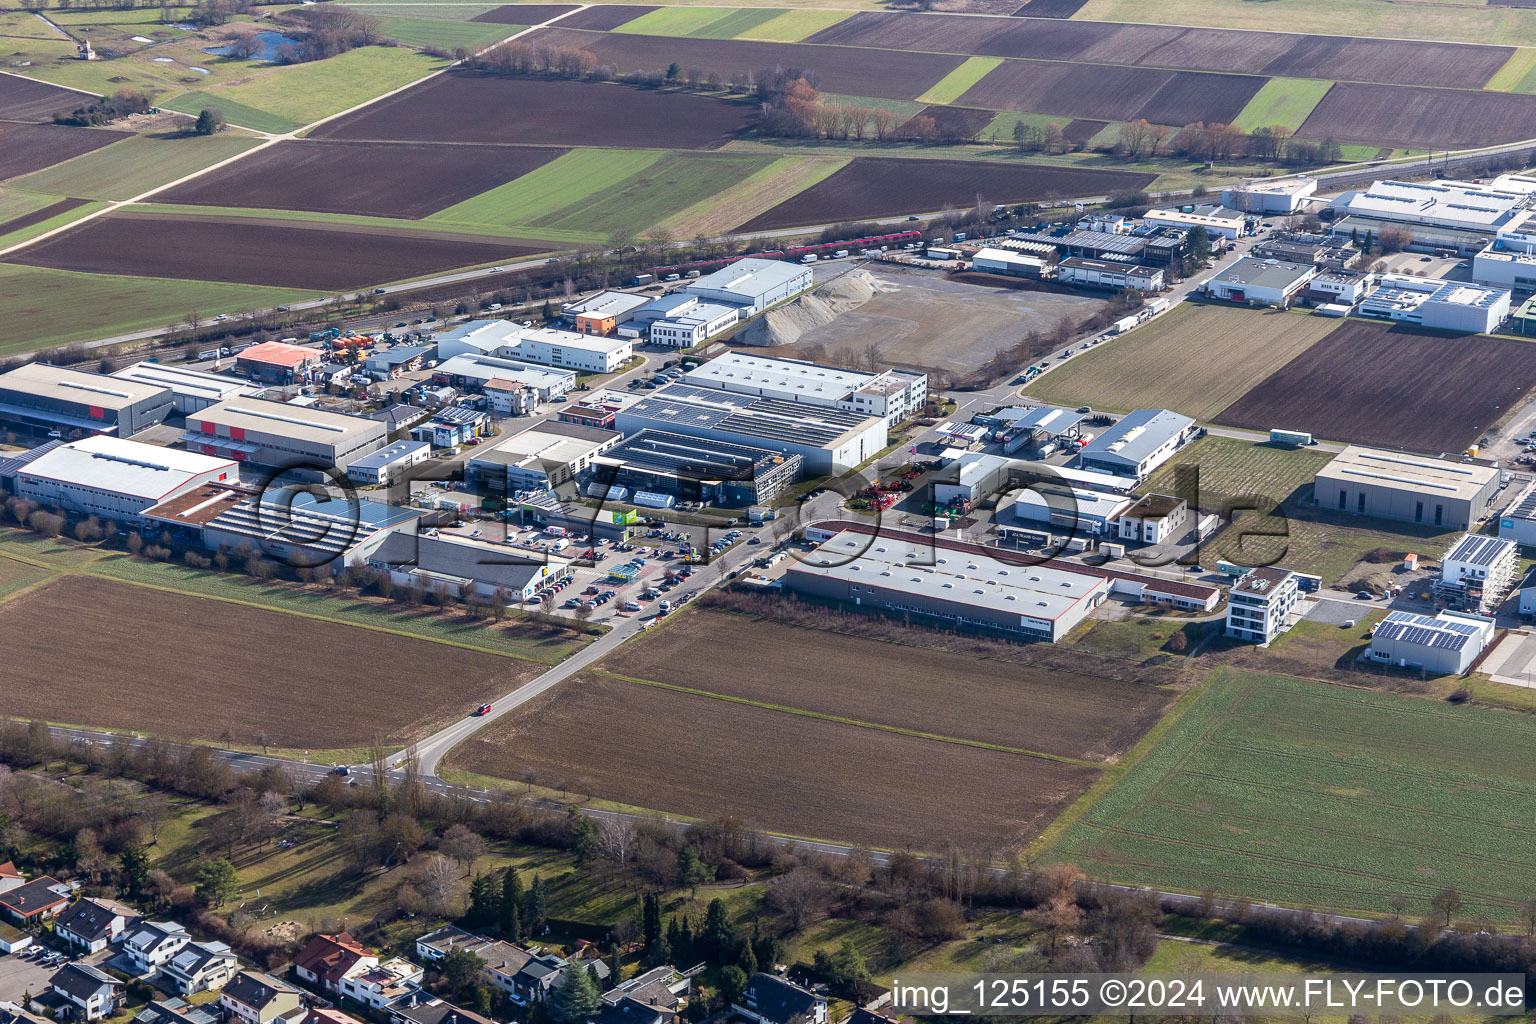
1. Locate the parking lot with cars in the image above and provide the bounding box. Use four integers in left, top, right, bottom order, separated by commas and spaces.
0, 943, 107, 1005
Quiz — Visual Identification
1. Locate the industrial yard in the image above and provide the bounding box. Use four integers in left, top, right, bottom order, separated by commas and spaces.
756, 264, 1111, 380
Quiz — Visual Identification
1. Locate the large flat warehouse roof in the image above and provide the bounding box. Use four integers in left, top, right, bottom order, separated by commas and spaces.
21, 436, 234, 501
472, 420, 620, 468
191, 398, 384, 445
1316, 444, 1499, 501
788, 528, 1105, 622
112, 361, 257, 401
683, 351, 875, 402
0, 363, 168, 410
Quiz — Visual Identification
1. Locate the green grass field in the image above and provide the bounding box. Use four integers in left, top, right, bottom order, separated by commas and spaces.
372, 13, 522, 49
0, 9, 69, 37
160, 92, 304, 134
182, 46, 447, 130
819, 93, 925, 117
13, 133, 262, 201
1027, 304, 1343, 420
1507, 51, 1536, 95
1232, 77, 1333, 131
0, 555, 49, 604
530, 152, 774, 236
983, 109, 1076, 141
0, 199, 107, 251
1073, 0, 1536, 47
613, 6, 745, 35
690, 8, 781, 37
1141, 436, 1334, 512
1486, 48, 1536, 92
0, 265, 307, 356
918, 56, 1003, 106
735, 8, 852, 40
429, 148, 660, 237
1049, 668, 1536, 921
0, 190, 60, 224
654, 155, 845, 237
341, 2, 504, 19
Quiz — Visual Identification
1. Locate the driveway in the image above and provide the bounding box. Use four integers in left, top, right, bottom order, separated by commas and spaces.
0, 947, 65, 1004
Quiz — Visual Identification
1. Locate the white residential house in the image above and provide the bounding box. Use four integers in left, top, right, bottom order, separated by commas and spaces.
732, 974, 827, 1024
221, 972, 307, 1024
125, 921, 190, 974
51, 964, 124, 1022
336, 958, 424, 1010
161, 940, 240, 995
1224, 567, 1300, 644
53, 897, 134, 953
412, 926, 491, 965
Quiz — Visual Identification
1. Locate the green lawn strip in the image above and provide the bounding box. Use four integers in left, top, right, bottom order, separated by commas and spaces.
1486, 47, 1536, 91
612, 6, 739, 35
917, 56, 1003, 106
1046, 668, 1536, 920
178, 47, 448, 127
0, 553, 52, 603
533, 151, 773, 236
372, 14, 522, 49
0, 200, 107, 251
735, 8, 851, 41
429, 147, 663, 232
689, 8, 779, 38
0, 265, 308, 357
982, 109, 1080, 140
0, 528, 113, 568
1028, 671, 1213, 857
14, 133, 263, 201
127, 201, 568, 246
1514, 56, 1536, 95
0, 189, 60, 223
86, 552, 587, 663
341, 2, 504, 20
819, 93, 925, 117
1139, 435, 1334, 513
594, 669, 1099, 766
159, 92, 302, 133
1231, 77, 1332, 132
0, 9, 70, 37
653, 154, 845, 236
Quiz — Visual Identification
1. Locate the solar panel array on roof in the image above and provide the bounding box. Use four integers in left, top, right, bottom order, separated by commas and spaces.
1373, 617, 1471, 651
0, 438, 63, 479
1447, 533, 1510, 567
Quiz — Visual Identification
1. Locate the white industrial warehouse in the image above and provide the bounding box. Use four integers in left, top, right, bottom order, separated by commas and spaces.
9, 436, 237, 524
682, 352, 927, 426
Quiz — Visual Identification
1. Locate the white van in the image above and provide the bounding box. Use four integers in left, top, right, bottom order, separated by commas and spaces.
552, 538, 570, 551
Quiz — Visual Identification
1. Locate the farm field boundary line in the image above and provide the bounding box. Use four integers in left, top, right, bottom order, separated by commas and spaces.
73, 559, 567, 665
0, 6, 582, 262
590, 668, 1101, 766
693, 599, 1185, 674
0, 552, 66, 608
1027, 668, 1214, 856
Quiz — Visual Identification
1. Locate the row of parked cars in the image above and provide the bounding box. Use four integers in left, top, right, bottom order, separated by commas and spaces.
15, 945, 72, 966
